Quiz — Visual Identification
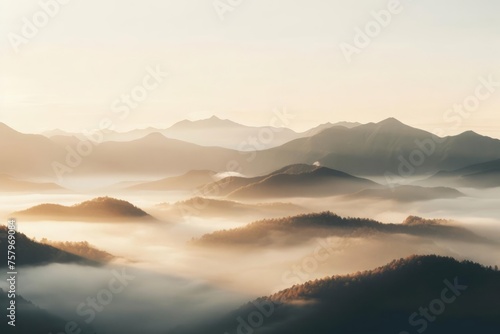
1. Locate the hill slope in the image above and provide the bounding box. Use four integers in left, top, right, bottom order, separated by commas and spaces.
169, 255, 500, 334
0, 225, 96, 267
128, 170, 217, 191
228, 166, 379, 199
423, 158, 500, 188
247, 118, 500, 176
13, 197, 156, 222
194, 212, 490, 247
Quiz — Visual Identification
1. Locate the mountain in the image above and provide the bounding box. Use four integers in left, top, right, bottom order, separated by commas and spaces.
244, 118, 500, 176
302, 121, 362, 136
68, 133, 239, 177
198, 164, 321, 197
45, 127, 165, 143
164, 116, 300, 150
194, 212, 491, 247
157, 197, 305, 219
345, 185, 464, 202
0, 123, 64, 178
227, 165, 380, 199
6, 118, 500, 180
170, 255, 500, 334
198, 164, 379, 198
421, 158, 500, 188
0, 225, 95, 267
128, 170, 217, 191
0, 174, 66, 193
13, 197, 156, 222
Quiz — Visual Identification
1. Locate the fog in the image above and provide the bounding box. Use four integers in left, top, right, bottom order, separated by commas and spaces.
2, 184, 500, 333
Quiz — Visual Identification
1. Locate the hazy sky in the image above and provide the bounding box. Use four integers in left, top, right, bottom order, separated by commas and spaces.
1, 0, 499, 137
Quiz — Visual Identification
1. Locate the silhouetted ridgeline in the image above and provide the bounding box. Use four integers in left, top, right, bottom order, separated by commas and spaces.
194, 212, 492, 247
0, 225, 96, 267
169, 255, 500, 334
40, 239, 115, 263
13, 196, 156, 222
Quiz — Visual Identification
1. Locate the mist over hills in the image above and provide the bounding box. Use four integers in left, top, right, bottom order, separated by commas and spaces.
346, 185, 464, 202
169, 255, 500, 334
128, 170, 217, 191
227, 165, 379, 199
13, 197, 156, 222
0, 288, 79, 334
157, 197, 305, 219
198, 164, 323, 197
40, 239, 116, 263
194, 212, 491, 247
198, 164, 379, 199
421, 158, 500, 188
0, 225, 96, 267
0, 174, 66, 193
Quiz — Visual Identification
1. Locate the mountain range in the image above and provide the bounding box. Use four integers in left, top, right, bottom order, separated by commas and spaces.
43, 117, 360, 149
3, 118, 500, 183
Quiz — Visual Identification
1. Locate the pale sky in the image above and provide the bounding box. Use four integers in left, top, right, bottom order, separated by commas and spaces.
1, 0, 499, 137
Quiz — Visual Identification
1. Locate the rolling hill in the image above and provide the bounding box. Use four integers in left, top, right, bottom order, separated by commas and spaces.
0, 225, 96, 267
422, 158, 500, 188
170, 255, 500, 334
194, 212, 491, 247
198, 164, 379, 199
227, 165, 379, 199
13, 197, 156, 222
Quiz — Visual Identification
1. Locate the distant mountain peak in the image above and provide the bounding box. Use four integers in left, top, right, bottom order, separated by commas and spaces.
169, 115, 241, 130
378, 117, 405, 126
141, 132, 168, 141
